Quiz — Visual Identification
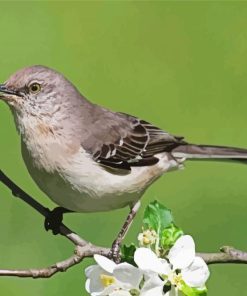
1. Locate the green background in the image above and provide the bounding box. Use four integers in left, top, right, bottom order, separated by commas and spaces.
0, 1, 247, 295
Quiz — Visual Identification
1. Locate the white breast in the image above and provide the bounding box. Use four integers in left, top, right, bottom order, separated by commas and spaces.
19, 116, 183, 212
22, 142, 182, 212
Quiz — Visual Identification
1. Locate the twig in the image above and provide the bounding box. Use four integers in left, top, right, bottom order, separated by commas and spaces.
0, 170, 106, 247
1, 169, 247, 279
0, 169, 110, 278
0, 244, 109, 278
198, 246, 247, 265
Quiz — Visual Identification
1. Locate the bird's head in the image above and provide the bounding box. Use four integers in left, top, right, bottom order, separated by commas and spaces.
0, 65, 84, 119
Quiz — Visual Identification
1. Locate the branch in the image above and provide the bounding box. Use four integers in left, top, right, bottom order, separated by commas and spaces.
0, 244, 109, 278
198, 246, 247, 265
0, 169, 110, 278
1, 170, 247, 279
0, 170, 108, 248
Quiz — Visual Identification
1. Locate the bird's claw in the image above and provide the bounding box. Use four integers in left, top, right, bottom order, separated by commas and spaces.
44, 207, 64, 235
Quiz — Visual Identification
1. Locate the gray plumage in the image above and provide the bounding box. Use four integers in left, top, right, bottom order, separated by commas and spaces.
1, 65, 247, 213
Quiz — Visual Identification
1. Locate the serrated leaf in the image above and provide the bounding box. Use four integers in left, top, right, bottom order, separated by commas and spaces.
143, 200, 174, 237
121, 244, 137, 265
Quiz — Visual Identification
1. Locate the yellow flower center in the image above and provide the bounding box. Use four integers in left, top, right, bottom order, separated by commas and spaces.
100, 274, 116, 287
143, 236, 151, 245
168, 272, 183, 288
138, 229, 158, 246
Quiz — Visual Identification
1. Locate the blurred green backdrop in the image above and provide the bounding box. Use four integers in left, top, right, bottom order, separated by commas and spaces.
1, 1, 247, 295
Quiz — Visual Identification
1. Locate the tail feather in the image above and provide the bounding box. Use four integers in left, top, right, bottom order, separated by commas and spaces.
172, 144, 247, 162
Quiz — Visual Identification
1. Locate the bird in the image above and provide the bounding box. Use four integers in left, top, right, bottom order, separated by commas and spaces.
1, 65, 247, 259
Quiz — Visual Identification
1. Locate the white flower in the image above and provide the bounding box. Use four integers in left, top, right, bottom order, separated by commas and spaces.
85, 254, 143, 296
140, 276, 181, 296
138, 229, 158, 246
134, 235, 210, 296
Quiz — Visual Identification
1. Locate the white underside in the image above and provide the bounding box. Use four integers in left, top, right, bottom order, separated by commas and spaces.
22, 143, 183, 212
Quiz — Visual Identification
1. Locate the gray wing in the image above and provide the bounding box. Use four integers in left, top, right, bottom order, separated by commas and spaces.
82, 110, 186, 173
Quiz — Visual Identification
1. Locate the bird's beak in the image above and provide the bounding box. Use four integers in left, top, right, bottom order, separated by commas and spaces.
0, 84, 22, 105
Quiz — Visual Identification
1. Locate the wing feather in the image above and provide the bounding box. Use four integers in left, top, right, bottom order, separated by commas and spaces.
82, 110, 186, 174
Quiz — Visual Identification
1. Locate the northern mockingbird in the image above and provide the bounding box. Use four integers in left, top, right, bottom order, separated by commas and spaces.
1, 65, 247, 258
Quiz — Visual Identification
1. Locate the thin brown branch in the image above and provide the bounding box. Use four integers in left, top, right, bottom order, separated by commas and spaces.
1, 170, 247, 279
0, 170, 84, 246
0, 169, 110, 277
198, 246, 247, 265
0, 244, 110, 278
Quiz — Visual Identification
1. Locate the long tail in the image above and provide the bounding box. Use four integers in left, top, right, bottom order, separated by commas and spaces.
171, 144, 247, 163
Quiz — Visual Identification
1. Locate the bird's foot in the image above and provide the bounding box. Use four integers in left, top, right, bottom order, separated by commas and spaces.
44, 207, 66, 235
110, 239, 122, 263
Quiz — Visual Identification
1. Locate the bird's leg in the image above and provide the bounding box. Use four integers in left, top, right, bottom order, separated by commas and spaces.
44, 207, 73, 235
110, 200, 141, 263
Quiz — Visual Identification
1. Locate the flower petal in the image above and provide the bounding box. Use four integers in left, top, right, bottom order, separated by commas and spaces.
99, 285, 118, 296
181, 256, 210, 288
85, 265, 105, 294
110, 290, 131, 296
140, 274, 164, 296
94, 254, 116, 273
165, 286, 181, 296
113, 262, 143, 289
85, 278, 91, 293
134, 248, 170, 275
143, 269, 155, 278
85, 265, 99, 278
168, 235, 195, 270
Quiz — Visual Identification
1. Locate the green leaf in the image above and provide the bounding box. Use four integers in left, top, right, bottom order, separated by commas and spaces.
143, 200, 174, 237
180, 283, 207, 296
121, 244, 137, 265
161, 223, 184, 250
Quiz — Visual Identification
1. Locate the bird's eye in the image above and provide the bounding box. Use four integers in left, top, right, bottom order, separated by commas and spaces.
29, 83, 41, 94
